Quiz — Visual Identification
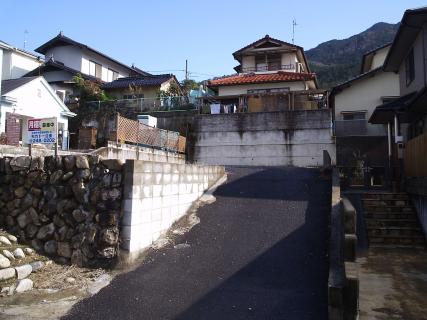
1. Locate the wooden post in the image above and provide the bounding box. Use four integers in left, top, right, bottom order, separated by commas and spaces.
29, 144, 32, 157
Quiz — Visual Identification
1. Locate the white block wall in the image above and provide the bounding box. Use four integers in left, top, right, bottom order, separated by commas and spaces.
121, 160, 224, 252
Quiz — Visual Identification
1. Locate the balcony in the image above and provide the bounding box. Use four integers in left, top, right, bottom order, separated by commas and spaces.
241, 63, 295, 73
335, 120, 386, 137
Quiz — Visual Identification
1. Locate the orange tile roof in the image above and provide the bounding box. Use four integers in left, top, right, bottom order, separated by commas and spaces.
208, 72, 316, 87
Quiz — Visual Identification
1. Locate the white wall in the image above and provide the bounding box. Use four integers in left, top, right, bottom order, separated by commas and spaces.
399, 29, 426, 96
1, 50, 41, 80
81, 49, 131, 81
281, 52, 298, 70
9, 52, 41, 79
45, 45, 132, 82
242, 56, 255, 70
371, 46, 389, 70
218, 81, 306, 96
121, 161, 225, 253
191, 110, 336, 167
45, 46, 82, 71
1, 77, 72, 149
334, 71, 400, 121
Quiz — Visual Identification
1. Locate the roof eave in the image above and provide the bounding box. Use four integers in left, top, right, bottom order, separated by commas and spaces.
384, 9, 427, 71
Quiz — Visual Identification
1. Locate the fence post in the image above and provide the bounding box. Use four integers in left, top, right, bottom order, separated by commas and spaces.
116, 113, 119, 145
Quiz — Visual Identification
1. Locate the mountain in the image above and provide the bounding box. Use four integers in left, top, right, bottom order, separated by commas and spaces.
306, 22, 400, 89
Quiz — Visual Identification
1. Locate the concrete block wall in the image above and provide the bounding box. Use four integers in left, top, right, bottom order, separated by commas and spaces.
92, 142, 185, 164
121, 160, 224, 252
189, 110, 336, 167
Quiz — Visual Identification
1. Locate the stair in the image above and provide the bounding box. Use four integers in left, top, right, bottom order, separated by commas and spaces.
362, 192, 425, 247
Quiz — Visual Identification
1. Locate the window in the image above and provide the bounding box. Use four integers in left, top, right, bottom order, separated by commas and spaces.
342, 112, 366, 120
56, 90, 65, 102
405, 48, 415, 86
255, 55, 267, 71
107, 68, 119, 82
89, 60, 102, 79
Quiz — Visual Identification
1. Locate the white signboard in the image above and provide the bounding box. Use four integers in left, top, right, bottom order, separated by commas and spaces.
27, 117, 57, 144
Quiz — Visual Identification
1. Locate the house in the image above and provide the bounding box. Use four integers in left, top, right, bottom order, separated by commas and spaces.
0, 76, 75, 149
0, 40, 43, 81
24, 32, 149, 103
330, 44, 400, 187
369, 6, 427, 234
102, 74, 181, 100
205, 35, 324, 113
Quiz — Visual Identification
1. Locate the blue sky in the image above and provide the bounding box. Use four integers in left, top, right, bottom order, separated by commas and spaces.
2, 1, 427, 80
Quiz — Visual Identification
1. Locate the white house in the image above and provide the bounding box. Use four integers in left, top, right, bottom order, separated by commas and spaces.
25, 32, 150, 103
330, 44, 400, 187
332, 44, 400, 136
0, 76, 75, 149
0, 40, 43, 81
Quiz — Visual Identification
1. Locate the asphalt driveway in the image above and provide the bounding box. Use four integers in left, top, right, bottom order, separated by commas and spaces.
62, 166, 331, 320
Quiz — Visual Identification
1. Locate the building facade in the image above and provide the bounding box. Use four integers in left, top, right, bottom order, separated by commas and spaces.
205, 35, 325, 113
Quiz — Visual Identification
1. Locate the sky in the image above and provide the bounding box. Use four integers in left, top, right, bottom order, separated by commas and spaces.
2, 0, 427, 81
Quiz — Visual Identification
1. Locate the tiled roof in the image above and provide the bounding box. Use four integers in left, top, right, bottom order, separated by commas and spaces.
233, 34, 300, 57
102, 74, 174, 89
208, 72, 316, 87
25, 59, 101, 82
35, 33, 150, 76
1, 77, 38, 95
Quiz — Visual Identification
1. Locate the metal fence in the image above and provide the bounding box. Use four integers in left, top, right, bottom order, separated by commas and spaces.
112, 114, 186, 153
86, 96, 198, 114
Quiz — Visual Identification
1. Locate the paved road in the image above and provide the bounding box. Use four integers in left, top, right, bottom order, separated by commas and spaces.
63, 167, 331, 320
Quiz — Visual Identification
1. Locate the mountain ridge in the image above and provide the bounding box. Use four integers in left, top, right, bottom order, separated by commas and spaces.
306, 22, 400, 89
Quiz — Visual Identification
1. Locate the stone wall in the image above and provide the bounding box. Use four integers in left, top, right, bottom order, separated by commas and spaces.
121, 160, 225, 253
188, 110, 336, 167
0, 155, 123, 267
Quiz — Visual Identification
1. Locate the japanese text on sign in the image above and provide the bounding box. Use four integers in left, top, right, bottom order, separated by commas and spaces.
27, 118, 57, 144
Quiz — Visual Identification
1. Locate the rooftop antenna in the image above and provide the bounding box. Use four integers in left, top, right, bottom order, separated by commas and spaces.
292, 18, 297, 44
24, 30, 29, 50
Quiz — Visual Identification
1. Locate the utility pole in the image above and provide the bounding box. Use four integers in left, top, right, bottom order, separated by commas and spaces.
292, 18, 297, 44
185, 59, 188, 80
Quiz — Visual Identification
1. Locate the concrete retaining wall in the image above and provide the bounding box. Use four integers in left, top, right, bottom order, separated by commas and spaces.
121, 160, 224, 253
92, 142, 185, 164
189, 110, 336, 167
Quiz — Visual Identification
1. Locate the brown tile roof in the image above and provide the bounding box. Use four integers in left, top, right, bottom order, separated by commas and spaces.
208, 72, 316, 87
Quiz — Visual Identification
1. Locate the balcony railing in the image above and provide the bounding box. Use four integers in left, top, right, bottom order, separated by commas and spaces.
335, 120, 386, 137
241, 64, 295, 73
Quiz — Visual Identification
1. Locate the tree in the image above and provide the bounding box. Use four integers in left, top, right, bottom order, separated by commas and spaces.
72, 74, 111, 103
180, 79, 199, 95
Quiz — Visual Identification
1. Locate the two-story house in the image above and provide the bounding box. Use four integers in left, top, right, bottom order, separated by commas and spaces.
205, 35, 322, 113
25, 32, 150, 103
369, 6, 427, 233
0, 40, 75, 149
330, 44, 400, 187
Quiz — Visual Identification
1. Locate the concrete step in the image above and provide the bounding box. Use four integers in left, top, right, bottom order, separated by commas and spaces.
363, 193, 409, 200
363, 205, 415, 213
362, 199, 410, 206
364, 212, 418, 219
367, 226, 424, 237
365, 218, 419, 228
369, 235, 425, 246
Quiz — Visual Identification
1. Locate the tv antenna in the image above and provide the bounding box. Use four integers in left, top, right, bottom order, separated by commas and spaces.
292, 18, 297, 44
24, 30, 29, 50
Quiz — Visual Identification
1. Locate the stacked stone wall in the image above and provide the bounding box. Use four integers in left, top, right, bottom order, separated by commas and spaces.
0, 155, 123, 267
